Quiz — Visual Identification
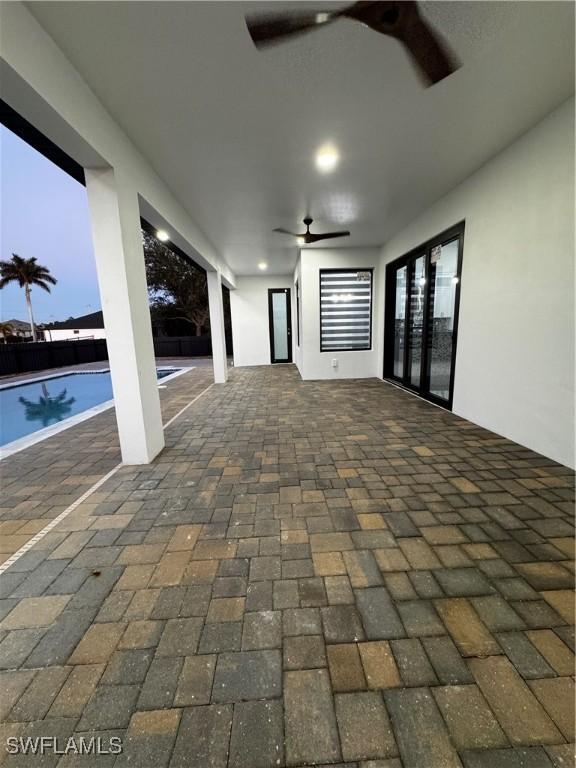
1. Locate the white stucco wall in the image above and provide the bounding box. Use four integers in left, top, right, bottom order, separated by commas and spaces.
298, 248, 382, 381
380, 98, 575, 468
47, 328, 106, 341
230, 275, 295, 367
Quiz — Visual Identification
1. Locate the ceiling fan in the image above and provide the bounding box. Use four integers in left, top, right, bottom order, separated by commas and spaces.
246, 1, 460, 86
274, 216, 350, 244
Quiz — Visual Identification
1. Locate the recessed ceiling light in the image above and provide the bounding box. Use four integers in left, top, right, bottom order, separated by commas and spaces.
156, 229, 170, 242
258, 262, 268, 270
315, 143, 340, 174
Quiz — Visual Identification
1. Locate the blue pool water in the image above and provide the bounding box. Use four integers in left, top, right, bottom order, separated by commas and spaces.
0, 369, 177, 447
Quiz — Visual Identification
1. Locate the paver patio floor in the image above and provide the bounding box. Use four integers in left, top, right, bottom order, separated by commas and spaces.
0, 365, 574, 767
0, 363, 214, 563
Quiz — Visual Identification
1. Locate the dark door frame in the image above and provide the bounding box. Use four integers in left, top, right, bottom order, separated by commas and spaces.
295, 280, 300, 347
383, 221, 465, 410
268, 288, 293, 364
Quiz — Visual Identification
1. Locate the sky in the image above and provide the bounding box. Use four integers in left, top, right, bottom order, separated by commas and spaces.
0, 125, 101, 324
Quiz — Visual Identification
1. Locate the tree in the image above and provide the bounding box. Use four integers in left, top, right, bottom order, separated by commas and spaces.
19, 383, 75, 427
0, 255, 57, 342
143, 232, 210, 336
0, 321, 14, 344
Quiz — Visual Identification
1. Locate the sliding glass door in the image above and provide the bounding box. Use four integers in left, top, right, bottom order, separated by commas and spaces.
384, 223, 464, 409
392, 265, 407, 378
426, 239, 460, 401
407, 254, 426, 387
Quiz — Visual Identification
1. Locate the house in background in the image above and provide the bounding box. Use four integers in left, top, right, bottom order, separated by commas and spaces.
0, 319, 35, 341
42, 310, 105, 341
41, 309, 180, 343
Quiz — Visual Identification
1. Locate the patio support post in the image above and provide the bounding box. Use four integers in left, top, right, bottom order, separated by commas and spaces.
85, 167, 164, 464
207, 269, 228, 383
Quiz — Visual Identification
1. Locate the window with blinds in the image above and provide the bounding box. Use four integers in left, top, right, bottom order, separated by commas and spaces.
320, 269, 373, 352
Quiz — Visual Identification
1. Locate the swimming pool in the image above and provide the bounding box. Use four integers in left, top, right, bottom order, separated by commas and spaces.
0, 368, 182, 454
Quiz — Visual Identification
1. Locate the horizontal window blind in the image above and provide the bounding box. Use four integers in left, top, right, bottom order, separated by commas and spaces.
320, 269, 373, 351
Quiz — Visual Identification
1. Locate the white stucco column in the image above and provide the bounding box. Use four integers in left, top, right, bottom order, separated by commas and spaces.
85, 167, 164, 464
207, 270, 228, 383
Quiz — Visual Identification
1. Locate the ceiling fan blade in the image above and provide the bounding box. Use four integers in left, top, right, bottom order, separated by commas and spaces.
343, 2, 459, 86
309, 231, 351, 242
246, 11, 334, 49
273, 227, 301, 236
399, 16, 459, 85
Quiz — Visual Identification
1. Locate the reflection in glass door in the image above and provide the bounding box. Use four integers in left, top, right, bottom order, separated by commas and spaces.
384, 223, 464, 409
408, 256, 425, 387
426, 240, 459, 400
393, 267, 406, 378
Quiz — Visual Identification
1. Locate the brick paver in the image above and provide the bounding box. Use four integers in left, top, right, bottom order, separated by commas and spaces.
0, 362, 214, 564
0, 365, 573, 766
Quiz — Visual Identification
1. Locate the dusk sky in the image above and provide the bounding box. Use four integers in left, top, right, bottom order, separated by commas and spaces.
0, 125, 101, 324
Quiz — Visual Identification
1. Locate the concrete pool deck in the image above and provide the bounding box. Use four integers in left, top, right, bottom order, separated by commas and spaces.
0, 357, 216, 385
0, 366, 194, 461
0, 365, 214, 564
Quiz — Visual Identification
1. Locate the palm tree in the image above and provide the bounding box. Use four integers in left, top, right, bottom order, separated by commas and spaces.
19, 383, 75, 427
0, 255, 57, 342
0, 321, 14, 344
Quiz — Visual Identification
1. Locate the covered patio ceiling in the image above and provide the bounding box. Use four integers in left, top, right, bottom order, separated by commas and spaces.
26, 1, 575, 275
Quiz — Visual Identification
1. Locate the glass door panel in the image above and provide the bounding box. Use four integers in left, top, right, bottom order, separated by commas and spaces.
426, 239, 459, 401
272, 292, 288, 360
407, 256, 425, 387
384, 223, 463, 410
268, 288, 292, 363
393, 266, 406, 378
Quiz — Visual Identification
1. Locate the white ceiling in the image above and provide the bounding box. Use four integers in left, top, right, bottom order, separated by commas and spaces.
28, 1, 575, 276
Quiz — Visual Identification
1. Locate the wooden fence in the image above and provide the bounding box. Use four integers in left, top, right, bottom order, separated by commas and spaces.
0, 333, 229, 376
